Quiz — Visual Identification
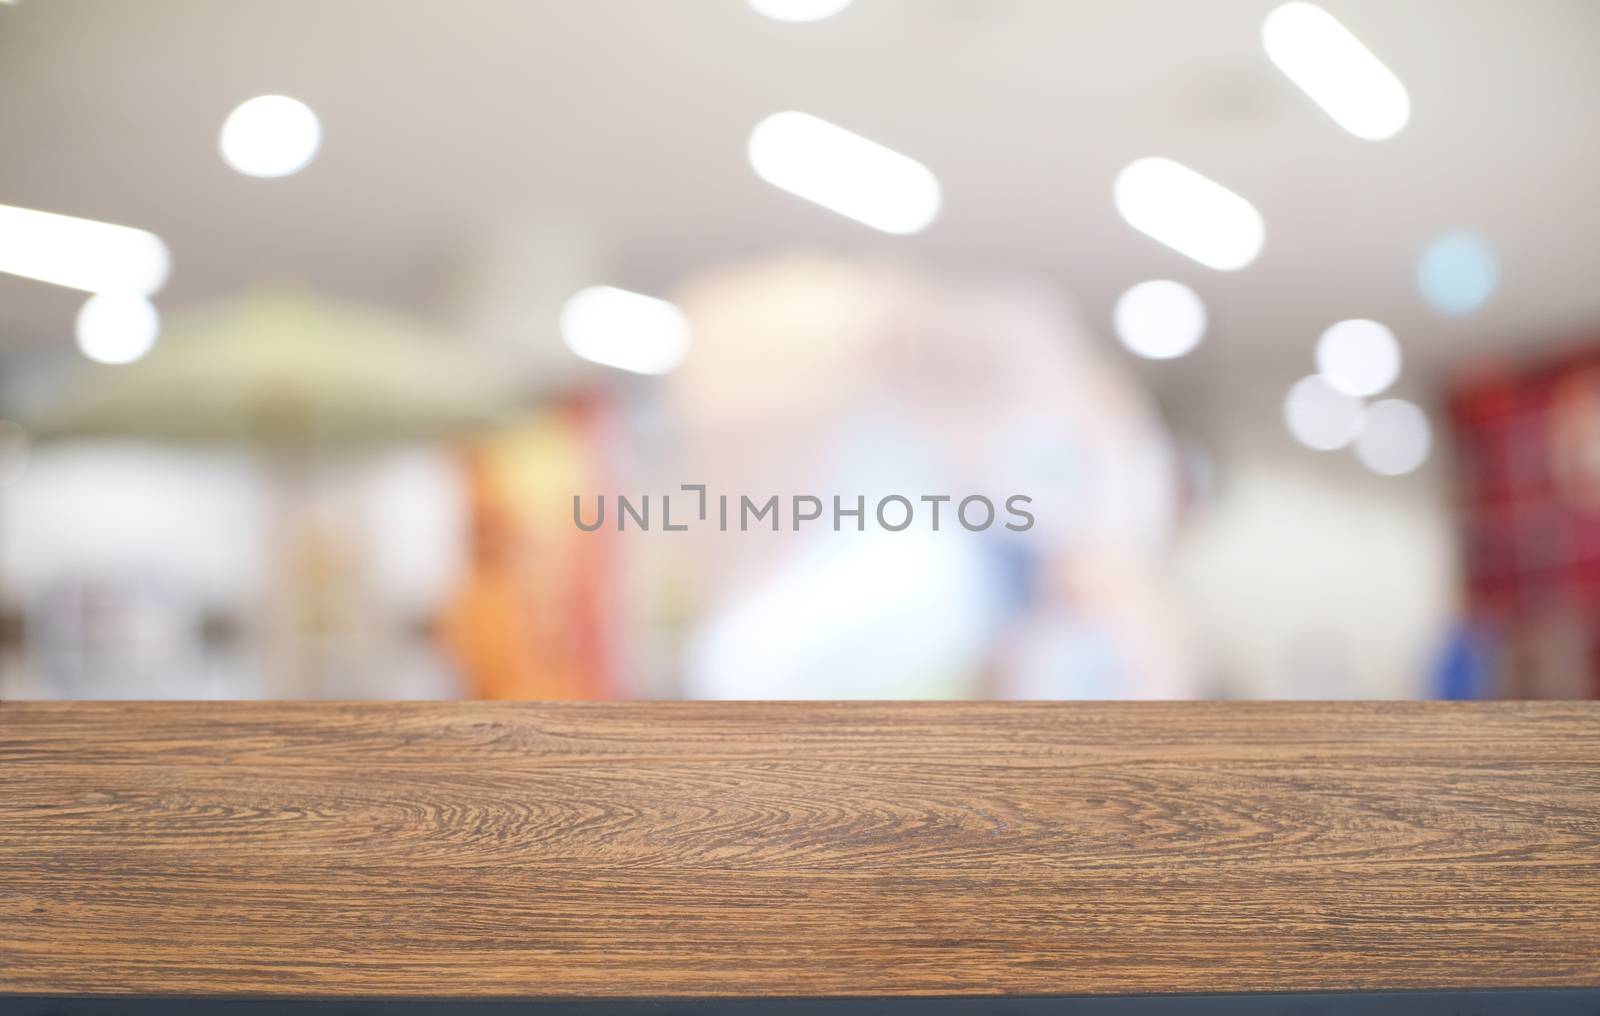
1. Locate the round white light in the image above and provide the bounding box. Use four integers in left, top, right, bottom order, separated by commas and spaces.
1113, 280, 1207, 359
75, 293, 159, 365
1284, 374, 1364, 450
1315, 318, 1401, 397
748, 0, 853, 21
1355, 398, 1431, 475
220, 95, 322, 178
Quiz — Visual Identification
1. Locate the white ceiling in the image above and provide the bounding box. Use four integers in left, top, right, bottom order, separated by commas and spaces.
2, 0, 1598, 405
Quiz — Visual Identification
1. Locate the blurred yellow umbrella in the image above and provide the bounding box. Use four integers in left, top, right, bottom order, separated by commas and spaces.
22, 290, 515, 697
32, 291, 509, 443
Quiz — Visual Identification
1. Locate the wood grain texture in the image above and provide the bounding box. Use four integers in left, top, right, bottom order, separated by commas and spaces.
1, 700, 1598, 999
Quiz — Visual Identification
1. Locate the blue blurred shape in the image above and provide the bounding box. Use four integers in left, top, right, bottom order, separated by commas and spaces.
1418, 231, 1497, 316
1432, 621, 1497, 700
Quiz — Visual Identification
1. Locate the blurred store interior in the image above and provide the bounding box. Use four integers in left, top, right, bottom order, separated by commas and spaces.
1, 0, 1598, 700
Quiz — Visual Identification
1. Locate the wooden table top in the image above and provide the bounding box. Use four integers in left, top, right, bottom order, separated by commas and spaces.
1, 700, 1598, 999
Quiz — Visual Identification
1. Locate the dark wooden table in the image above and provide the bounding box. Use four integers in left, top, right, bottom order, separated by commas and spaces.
2, 700, 1598, 1011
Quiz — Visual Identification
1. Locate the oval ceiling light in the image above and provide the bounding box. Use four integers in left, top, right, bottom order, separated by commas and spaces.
220, 95, 322, 178
748, 111, 941, 235
1113, 280, 1207, 359
748, 0, 853, 21
0, 204, 170, 296
1315, 318, 1400, 397
1284, 374, 1364, 451
1418, 231, 1497, 316
560, 285, 691, 376
76, 293, 160, 365
1355, 398, 1431, 475
1113, 158, 1264, 271
1262, 2, 1410, 141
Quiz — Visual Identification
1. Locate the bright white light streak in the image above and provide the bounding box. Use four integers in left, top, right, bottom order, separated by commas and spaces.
560, 286, 691, 376
0, 204, 170, 296
1114, 280, 1207, 359
748, 0, 853, 21
1316, 318, 1401, 397
748, 111, 941, 235
1262, 2, 1410, 140
76, 293, 160, 365
1113, 158, 1264, 271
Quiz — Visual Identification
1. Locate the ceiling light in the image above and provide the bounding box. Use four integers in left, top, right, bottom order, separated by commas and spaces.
748, 111, 941, 235
1284, 374, 1363, 450
1262, 2, 1410, 140
748, 0, 853, 21
560, 286, 691, 376
220, 95, 322, 178
0, 203, 170, 296
1113, 157, 1264, 271
1113, 280, 1207, 359
76, 293, 160, 365
1315, 319, 1400, 397
1355, 399, 1431, 475
1418, 231, 1497, 316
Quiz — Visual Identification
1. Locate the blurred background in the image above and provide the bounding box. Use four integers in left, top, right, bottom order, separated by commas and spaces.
0, 0, 1597, 700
